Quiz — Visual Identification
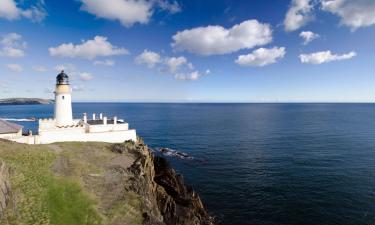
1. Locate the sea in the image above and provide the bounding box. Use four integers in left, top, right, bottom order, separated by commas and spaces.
1, 103, 375, 225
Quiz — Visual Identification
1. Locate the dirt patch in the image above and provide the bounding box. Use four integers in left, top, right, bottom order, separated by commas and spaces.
51, 156, 74, 177
110, 155, 135, 169
48, 144, 64, 153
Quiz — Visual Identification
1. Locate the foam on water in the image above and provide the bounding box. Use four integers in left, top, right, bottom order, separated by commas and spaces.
0, 118, 36, 122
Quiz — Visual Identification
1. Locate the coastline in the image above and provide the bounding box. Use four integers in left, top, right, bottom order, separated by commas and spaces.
0, 98, 53, 105
0, 138, 215, 225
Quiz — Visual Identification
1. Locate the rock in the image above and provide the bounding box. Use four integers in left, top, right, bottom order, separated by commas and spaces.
0, 160, 12, 219
153, 157, 214, 225
110, 141, 138, 155
123, 143, 215, 225
157, 148, 194, 160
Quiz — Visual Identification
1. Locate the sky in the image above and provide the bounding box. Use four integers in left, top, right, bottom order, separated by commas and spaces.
1, 0, 375, 102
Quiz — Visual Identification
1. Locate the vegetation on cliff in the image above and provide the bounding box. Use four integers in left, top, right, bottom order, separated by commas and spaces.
0, 139, 214, 225
0, 98, 53, 105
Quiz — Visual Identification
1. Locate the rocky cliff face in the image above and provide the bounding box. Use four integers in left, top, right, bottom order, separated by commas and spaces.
0, 160, 12, 219
118, 141, 215, 225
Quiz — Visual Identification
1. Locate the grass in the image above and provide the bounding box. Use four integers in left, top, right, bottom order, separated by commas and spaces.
0, 141, 102, 225
46, 178, 101, 225
0, 140, 144, 225
0, 144, 55, 224
105, 192, 143, 225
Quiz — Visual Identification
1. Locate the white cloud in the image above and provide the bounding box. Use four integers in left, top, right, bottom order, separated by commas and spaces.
33, 66, 48, 72
0, 0, 19, 20
187, 63, 194, 70
0, 0, 46, 22
80, 0, 151, 27
135, 49, 206, 81
154, 0, 181, 14
93, 59, 115, 66
235, 47, 286, 67
299, 31, 319, 45
321, 0, 375, 30
6, 63, 23, 72
164, 56, 187, 73
72, 85, 85, 92
0, 46, 24, 57
299, 50, 356, 64
80, 0, 181, 27
49, 36, 128, 60
54, 64, 76, 74
0, 33, 26, 58
284, 0, 375, 31
20, 5, 47, 23
79, 72, 94, 81
135, 50, 162, 68
54, 64, 94, 81
284, 0, 314, 32
172, 19, 272, 56
174, 71, 201, 81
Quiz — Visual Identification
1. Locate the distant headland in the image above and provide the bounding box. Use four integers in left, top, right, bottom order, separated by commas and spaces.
0, 98, 54, 105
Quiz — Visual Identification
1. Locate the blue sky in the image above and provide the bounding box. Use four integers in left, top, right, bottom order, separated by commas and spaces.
1, 0, 375, 102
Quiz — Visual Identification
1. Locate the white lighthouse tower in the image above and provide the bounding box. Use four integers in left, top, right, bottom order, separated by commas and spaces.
54, 70, 73, 126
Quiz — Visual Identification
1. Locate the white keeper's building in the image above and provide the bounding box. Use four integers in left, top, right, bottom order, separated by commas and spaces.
3, 71, 137, 144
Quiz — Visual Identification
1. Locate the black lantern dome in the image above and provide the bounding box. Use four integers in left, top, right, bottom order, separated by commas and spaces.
56, 70, 69, 85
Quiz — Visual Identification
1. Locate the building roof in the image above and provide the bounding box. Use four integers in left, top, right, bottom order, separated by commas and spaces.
0, 120, 23, 134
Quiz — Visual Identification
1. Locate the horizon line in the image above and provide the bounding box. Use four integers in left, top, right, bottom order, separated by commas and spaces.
70, 101, 375, 104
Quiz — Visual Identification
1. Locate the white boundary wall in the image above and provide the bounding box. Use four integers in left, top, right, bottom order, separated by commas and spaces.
7, 128, 136, 144
0, 130, 22, 139
5, 118, 137, 145
37, 128, 136, 144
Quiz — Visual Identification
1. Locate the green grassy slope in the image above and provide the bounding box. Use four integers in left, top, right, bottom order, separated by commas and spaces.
0, 140, 143, 225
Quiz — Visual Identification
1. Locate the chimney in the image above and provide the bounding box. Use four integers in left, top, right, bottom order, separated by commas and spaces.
103, 116, 107, 125
114, 116, 117, 125
83, 113, 87, 123
93, 113, 96, 120
99, 113, 103, 120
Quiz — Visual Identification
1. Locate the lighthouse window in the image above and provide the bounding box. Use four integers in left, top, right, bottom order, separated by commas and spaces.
62, 96, 65, 100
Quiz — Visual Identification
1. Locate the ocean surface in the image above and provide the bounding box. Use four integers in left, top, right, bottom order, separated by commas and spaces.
1, 103, 375, 225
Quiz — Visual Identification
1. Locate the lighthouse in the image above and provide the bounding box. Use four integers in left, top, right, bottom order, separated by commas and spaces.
5, 70, 137, 144
54, 70, 73, 126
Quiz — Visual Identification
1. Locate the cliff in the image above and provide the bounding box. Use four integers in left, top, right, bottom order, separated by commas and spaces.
0, 98, 53, 105
0, 139, 214, 225
124, 142, 214, 225
0, 160, 12, 219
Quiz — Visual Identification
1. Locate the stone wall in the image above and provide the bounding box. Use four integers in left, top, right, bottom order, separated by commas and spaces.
0, 160, 11, 219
